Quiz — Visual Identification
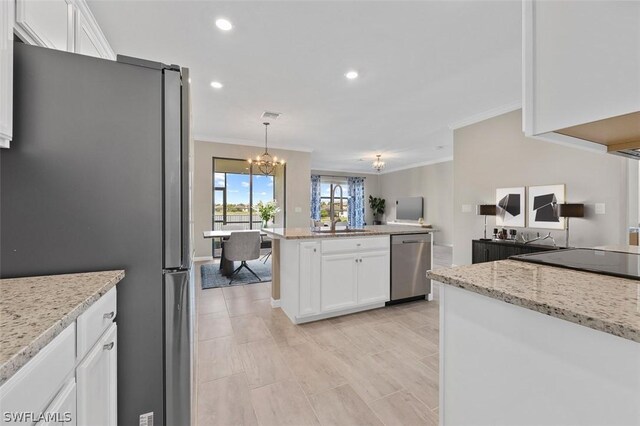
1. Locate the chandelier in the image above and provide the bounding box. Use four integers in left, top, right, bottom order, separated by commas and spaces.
249, 122, 284, 175
372, 154, 385, 172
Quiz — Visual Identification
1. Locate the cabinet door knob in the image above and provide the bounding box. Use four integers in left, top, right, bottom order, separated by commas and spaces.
313, 248, 316, 252
103, 311, 115, 320
103, 342, 115, 351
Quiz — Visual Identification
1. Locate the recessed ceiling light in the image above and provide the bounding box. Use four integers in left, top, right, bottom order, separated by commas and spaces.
215, 18, 233, 31
345, 70, 359, 80
210, 81, 223, 89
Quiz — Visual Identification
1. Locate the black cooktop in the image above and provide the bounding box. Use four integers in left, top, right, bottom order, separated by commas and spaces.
510, 248, 640, 280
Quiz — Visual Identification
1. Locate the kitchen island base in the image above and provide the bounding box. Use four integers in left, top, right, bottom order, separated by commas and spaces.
439, 284, 640, 425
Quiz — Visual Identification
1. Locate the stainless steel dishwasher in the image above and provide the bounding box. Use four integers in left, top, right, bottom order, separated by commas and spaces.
390, 233, 432, 303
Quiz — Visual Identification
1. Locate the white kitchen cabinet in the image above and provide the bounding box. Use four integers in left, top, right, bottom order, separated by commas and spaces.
76, 323, 117, 426
14, 0, 74, 51
0, 0, 13, 148
298, 242, 321, 316
36, 379, 77, 426
320, 252, 359, 312
523, 0, 640, 144
279, 236, 391, 323
357, 250, 390, 305
73, 1, 115, 59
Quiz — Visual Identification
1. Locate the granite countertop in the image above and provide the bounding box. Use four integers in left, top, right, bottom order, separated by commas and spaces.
427, 261, 640, 343
263, 224, 437, 240
0, 270, 125, 384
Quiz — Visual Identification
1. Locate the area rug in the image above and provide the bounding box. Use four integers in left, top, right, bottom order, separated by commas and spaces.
200, 259, 272, 289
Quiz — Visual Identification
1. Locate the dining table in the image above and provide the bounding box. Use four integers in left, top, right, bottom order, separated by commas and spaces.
203, 229, 269, 276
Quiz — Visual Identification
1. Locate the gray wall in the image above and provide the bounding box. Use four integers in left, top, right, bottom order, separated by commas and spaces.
311, 170, 380, 226
194, 140, 311, 258
378, 161, 454, 246
453, 109, 632, 265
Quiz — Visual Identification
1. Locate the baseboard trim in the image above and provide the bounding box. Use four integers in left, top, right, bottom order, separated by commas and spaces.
270, 298, 281, 308
193, 256, 213, 262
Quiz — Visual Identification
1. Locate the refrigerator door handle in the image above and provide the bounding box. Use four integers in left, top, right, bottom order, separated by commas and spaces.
180, 68, 191, 269
164, 270, 192, 426
164, 69, 183, 269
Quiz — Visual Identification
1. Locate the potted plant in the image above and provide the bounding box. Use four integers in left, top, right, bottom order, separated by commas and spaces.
256, 200, 280, 228
369, 195, 385, 225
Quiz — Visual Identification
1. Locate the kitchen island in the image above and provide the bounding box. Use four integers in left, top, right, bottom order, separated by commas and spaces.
264, 225, 436, 324
428, 260, 640, 425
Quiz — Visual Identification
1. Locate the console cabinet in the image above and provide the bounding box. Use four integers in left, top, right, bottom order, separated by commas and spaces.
472, 239, 561, 264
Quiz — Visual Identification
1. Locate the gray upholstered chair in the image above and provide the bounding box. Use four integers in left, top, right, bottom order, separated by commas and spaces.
224, 231, 262, 284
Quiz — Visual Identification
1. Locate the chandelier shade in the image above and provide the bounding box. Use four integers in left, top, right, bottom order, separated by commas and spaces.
372, 154, 385, 172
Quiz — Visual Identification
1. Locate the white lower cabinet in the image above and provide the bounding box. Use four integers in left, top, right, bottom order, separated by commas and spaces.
298, 242, 321, 316
357, 250, 390, 304
320, 252, 358, 312
77, 323, 117, 426
36, 379, 76, 426
0, 289, 117, 426
282, 236, 390, 323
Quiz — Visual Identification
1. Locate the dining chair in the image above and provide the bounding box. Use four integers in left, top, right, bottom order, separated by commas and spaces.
224, 231, 262, 284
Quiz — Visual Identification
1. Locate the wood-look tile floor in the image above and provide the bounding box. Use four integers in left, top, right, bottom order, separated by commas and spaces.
194, 245, 451, 426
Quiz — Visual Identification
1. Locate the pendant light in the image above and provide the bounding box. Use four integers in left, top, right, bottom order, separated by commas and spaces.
372, 154, 385, 172
249, 122, 284, 175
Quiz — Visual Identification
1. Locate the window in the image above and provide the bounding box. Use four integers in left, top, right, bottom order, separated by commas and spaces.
212, 159, 277, 231
319, 178, 349, 224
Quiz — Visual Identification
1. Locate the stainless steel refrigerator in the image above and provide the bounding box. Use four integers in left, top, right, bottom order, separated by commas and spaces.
1, 42, 193, 426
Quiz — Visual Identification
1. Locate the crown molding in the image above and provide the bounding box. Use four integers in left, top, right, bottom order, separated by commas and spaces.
378, 156, 454, 174
193, 134, 314, 153
448, 102, 522, 130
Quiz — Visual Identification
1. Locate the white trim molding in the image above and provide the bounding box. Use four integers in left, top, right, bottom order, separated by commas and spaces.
270, 298, 281, 308
193, 135, 315, 153
448, 102, 522, 131
379, 156, 454, 175
73, 0, 116, 60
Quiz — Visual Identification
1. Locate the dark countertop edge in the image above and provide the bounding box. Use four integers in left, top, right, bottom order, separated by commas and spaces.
262, 228, 436, 240
427, 267, 640, 344
0, 270, 125, 385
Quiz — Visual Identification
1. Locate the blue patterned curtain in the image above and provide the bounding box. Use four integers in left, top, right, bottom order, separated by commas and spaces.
310, 175, 321, 221
347, 177, 365, 228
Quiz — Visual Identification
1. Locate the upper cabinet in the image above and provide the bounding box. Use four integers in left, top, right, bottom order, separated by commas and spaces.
523, 0, 640, 154
1, 0, 114, 148
0, 0, 13, 148
14, 0, 74, 51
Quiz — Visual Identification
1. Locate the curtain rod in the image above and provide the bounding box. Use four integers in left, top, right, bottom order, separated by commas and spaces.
315, 174, 367, 179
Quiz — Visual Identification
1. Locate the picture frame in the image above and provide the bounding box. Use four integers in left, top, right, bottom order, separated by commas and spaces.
495, 187, 525, 227
527, 184, 566, 229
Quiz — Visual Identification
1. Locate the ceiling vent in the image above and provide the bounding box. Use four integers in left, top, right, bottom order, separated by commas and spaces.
261, 111, 282, 120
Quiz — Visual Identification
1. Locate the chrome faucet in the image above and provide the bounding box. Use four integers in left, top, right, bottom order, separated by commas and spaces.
329, 184, 344, 231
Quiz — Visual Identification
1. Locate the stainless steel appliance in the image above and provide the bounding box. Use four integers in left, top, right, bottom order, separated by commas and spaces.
390, 233, 432, 302
1, 43, 193, 426
512, 248, 640, 280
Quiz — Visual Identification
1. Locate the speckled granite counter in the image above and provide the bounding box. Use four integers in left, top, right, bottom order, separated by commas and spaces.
264, 224, 436, 240
428, 260, 640, 343
0, 270, 125, 384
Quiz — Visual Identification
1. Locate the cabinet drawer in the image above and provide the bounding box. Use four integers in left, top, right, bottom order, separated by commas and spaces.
322, 236, 389, 254
77, 288, 116, 360
0, 324, 75, 425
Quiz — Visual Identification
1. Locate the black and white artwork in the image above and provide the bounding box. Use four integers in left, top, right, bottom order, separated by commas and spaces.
528, 184, 565, 229
495, 187, 525, 227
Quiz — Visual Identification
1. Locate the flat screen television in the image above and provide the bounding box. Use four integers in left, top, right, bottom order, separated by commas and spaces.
396, 197, 423, 221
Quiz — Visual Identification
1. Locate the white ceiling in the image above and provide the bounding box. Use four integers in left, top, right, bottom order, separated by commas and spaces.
89, 0, 522, 173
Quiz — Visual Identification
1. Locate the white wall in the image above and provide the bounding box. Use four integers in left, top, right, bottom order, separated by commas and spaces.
311, 170, 380, 226
378, 161, 454, 246
194, 140, 311, 258
453, 109, 632, 266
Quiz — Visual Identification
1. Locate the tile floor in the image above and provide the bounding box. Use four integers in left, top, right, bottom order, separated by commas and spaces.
194, 245, 452, 426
